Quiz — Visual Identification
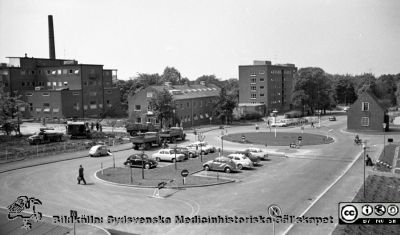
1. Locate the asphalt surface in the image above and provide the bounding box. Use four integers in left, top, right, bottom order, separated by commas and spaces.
0, 116, 394, 235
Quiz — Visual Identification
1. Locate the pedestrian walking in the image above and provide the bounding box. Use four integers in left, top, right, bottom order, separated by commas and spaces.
91, 122, 94, 130
99, 124, 102, 132
311, 122, 314, 128
96, 122, 99, 131
365, 154, 374, 166
77, 165, 87, 185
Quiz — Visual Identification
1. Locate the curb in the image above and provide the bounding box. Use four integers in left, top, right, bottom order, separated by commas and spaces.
94, 168, 236, 189
0, 146, 132, 174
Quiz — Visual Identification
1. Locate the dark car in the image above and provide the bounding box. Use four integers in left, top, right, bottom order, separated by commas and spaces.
173, 147, 197, 160
123, 154, 158, 169
203, 156, 238, 173
235, 151, 261, 166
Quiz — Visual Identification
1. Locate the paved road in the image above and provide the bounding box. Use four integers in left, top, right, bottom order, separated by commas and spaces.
0, 116, 386, 235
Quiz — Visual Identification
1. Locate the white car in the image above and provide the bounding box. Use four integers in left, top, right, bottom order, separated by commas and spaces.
244, 148, 269, 160
89, 145, 111, 157
227, 153, 253, 170
186, 142, 215, 154
270, 121, 287, 127
151, 149, 185, 162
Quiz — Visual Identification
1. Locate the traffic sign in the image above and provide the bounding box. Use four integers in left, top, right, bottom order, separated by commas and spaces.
268, 204, 281, 218
298, 136, 302, 141
181, 169, 189, 177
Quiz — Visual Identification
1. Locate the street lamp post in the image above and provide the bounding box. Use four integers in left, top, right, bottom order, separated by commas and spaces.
362, 143, 367, 198
273, 109, 278, 138
221, 130, 224, 155
209, 117, 212, 126
174, 139, 177, 170
141, 150, 145, 179
383, 123, 386, 161
173, 109, 176, 127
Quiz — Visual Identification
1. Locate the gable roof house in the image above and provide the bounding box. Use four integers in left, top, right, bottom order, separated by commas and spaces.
347, 91, 389, 132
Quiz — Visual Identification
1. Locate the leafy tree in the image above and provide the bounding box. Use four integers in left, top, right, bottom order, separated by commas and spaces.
334, 76, 357, 105
162, 67, 181, 85
0, 89, 25, 135
292, 67, 334, 115
376, 74, 399, 106
213, 88, 237, 124
148, 89, 175, 129
196, 75, 224, 88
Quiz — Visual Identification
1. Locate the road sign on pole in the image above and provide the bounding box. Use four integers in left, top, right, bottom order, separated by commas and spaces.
268, 204, 281, 235
181, 169, 189, 185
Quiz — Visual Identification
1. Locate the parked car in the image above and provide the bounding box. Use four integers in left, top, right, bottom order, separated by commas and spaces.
123, 154, 157, 169
227, 153, 253, 170
151, 149, 185, 162
329, 116, 336, 121
203, 156, 238, 173
185, 142, 211, 155
270, 121, 287, 127
244, 148, 269, 160
173, 147, 198, 159
89, 145, 111, 157
235, 151, 261, 166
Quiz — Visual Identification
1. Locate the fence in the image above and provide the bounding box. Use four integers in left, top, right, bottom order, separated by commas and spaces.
0, 136, 130, 163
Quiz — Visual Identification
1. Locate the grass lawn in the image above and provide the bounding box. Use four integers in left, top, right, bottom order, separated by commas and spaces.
97, 152, 234, 187
223, 132, 333, 146
332, 175, 400, 235
375, 144, 398, 172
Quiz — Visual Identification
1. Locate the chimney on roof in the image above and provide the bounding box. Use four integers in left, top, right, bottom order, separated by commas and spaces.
48, 15, 56, 60
200, 81, 205, 86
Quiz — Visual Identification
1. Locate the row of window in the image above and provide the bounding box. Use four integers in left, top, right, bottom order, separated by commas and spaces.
250, 70, 293, 76
26, 90, 112, 97
250, 77, 291, 84
134, 100, 214, 112
21, 69, 80, 76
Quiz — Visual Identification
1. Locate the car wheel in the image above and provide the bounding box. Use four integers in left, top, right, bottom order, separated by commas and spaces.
201, 150, 206, 155
189, 153, 194, 158
144, 164, 150, 169
155, 157, 161, 162
225, 167, 231, 173
237, 164, 243, 170
204, 165, 210, 171
172, 158, 176, 163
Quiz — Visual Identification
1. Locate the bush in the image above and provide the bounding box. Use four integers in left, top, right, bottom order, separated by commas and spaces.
242, 113, 263, 120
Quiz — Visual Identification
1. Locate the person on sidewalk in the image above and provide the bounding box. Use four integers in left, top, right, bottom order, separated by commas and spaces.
365, 154, 374, 166
77, 165, 87, 185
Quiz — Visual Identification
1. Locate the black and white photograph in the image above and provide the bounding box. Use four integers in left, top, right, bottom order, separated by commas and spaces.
0, 0, 399, 234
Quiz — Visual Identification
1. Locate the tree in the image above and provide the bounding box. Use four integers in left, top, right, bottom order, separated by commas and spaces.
213, 88, 237, 124
0, 88, 26, 135
292, 67, 334, 115
196, 75, 224, 88
162, 67, 181, 85
148, 89, 175, 129
334, 76, 357, 105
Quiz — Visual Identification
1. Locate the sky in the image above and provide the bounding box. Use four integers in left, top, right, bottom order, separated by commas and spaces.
1, 0, 399, 80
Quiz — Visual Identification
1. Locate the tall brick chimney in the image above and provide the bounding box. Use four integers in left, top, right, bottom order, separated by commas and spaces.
48, 15, 56, 60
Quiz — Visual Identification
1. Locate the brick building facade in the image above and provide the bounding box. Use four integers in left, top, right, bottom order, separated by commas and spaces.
238, 60, 297, 115
127, 82, 220, 128
0, 56, 120, 120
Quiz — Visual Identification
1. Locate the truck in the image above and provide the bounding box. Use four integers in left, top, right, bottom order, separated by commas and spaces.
28, 128, 64, 145
125, 122, 159, 136
66, 121, 91, 139
159, 127, 186, 143
131, 132, 162, 150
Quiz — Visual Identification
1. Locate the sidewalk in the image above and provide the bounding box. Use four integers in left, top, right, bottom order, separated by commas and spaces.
0, 143, 132, 174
